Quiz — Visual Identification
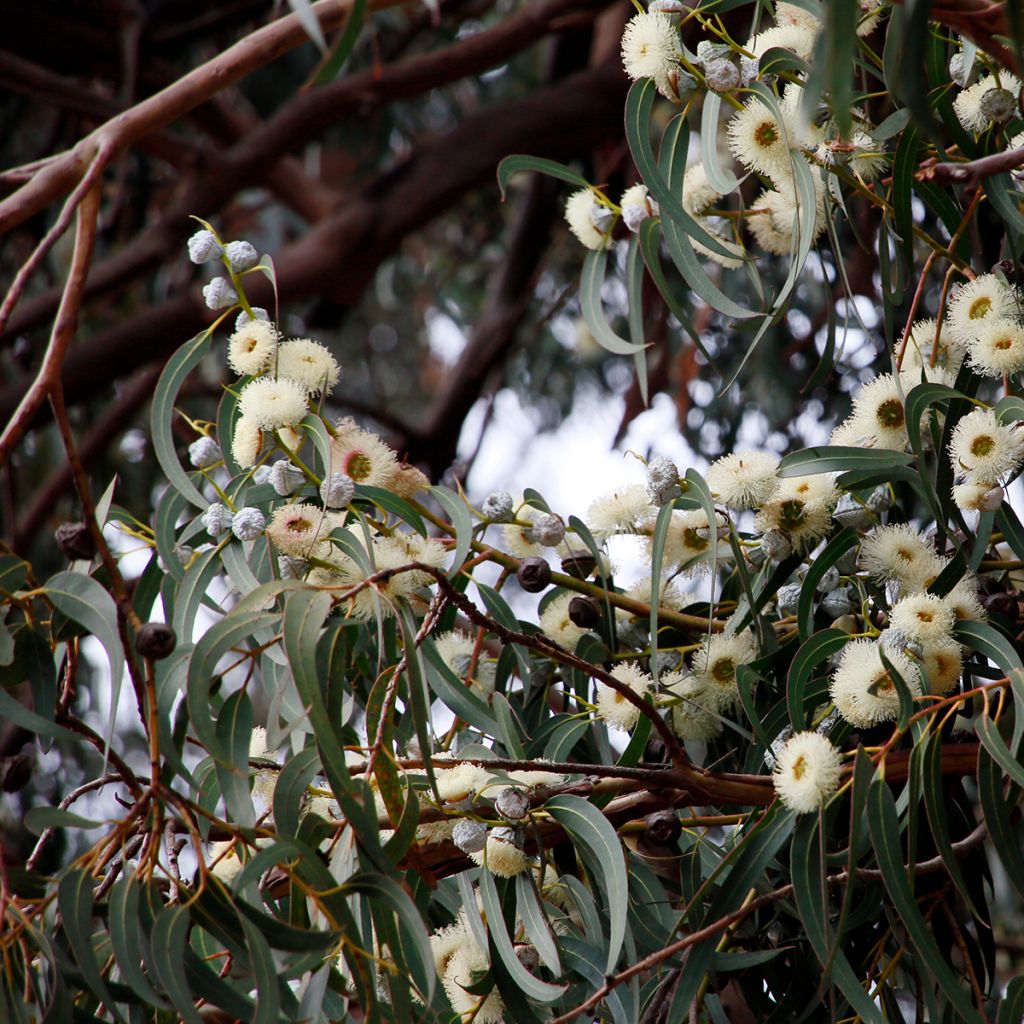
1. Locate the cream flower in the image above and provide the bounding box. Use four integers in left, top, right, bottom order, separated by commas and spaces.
594, 662, 653, 732
681, 164, 745, 268
775, 1, 822, 31
564, 189, 613, 251
727, 95, 797, 179
705, 450, 780, 509
621, 11, 682, 100
919, 636, 964, 695
648, 508, 732, 573
953, 73, 1023, 133
539, 592, 589, 650
502, 504, 548, 558
755, 473, 838, 553
772, 732, 843, 813
943, 577, 985, 622
663, 672, 723, 742
898, 318, 966, 376
946, 274, 1021, 345
434, 764, 493, 803
443, 942, 504, 1024
237, 376, 309, 431
858, 524, 935, 586
747, 178, 827, 256
692, 628, 758, 710
966, 316, 1024, 377
267, 502, 339, 558
231, 414, 263, 469
620, 183, 659, 232
746, 23, 818, 62
953, 482, 1001, 512
276, 338, 341, 395
848, 373, 908, 451
830, 638, 920, 727
329, 418, 400, 489
585, 484, 653, 538
470, 832, 531, 877
888, 593, 957, 643
227, 320, 279, 377
949, 407, 1024, 483
434, 629, 496, 699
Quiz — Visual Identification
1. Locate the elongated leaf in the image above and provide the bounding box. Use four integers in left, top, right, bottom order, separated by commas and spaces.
108, 877, 170, 1011
497, 155, 590, 200
58, 870, 124, 1021
798, 529, 858, 642
546, 794, 628, 973
147, 907, 207, 1024
867, 776, 982, 1020
45, 571, 124, 760
700, 93, 738, 194
580, 249, 648, 356
152, 330, 214, 509
313, 0, 366, 83
430, 485, 472, 578
478, 868, 567, 1003
23, 807, 102, 835
624, 234, 649, 404
515, 872, 561, 974
790, 816, 884, 1024
787, 629, 848, 730
778, 446, 912, 477
979, 745, 1024, 901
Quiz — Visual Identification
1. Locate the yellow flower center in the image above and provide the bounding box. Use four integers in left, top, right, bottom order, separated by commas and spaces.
754, 121, 779, 147
968, 296, 992, 320
683, 527, 708, 551
345, 451, 373, 481
970, 435, 995, 459
711, 657, 735, 684
791, 755, 806, 780
876, 399, 905, 429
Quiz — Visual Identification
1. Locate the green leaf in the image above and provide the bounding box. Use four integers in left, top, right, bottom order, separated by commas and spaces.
152, 330, 214, 509
147, 907, 206, 1024
790, 816, 884, 1023
979, 745, 1024, 902
624, 235, 649, 404
313, 0, 366, 83
700, 93, 738, 194
798, 528, 858, 642
108, 877, 171, 1011
273, 746, 321, 838
496, 155, 590, 200
904, 381, 962, 460
545, 794, 628, 973
23, 807, 103, 835
357, 485, 427, 536
478, 869, 568, 1003
867, 775, 983, 1020
580, 249, 648, 356
430, 485, 472, 578
58, 869, 125, 1021
44, 571, 124, 761
515, 873, 561, 974
999, 978, 1024, 1024
778, 446, 913, 477
787, 629, 848, 731
994, 394, 1024, 425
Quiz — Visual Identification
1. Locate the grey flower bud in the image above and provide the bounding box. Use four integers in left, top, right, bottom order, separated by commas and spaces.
515, 944, 541, 971
202, 277, 238, 310
202, 502, 232, 538
320, 472, 355, 509
452, 819, 488, 854
231, 507, 266, 541
981, 486, 1004, 511
948, 52, 969, 88
981, 87, 1016, 125
482, 491, 515, 522
490, 825, 521, 846
747, 544, 768, 568
817, 566, 841, 593
833, 493, 873, 529
705, 58, 740, 93
646, 455, 681, 505
235, 306, 269, 331
649, 0, 686, 10
252, 465, 273, 485
820, 588, 854, 619
880, 627, 921, 658
278, 555, 308, 580
696, 40, 731, 66
495, 787, 531, 821
664, 68, 697, 103
268, 460, 306, 497
530, 513, 565, 547
652, 649, 682, 674
761, 529, 792, 562
223, 240, 259, 273
834, 548, 859, 575
187, 229, 221, 264
740, 56, 760, 85
188, 436, 221, 469
622, 191, 659, 232
776, 582, 802, 616
865, 486, 892, 514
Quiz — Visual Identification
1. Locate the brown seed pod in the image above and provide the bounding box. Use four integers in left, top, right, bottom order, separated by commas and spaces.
568, 596, 600, 629
54, 522, 95, 561
135, 622, 178, 660
644, 809, 682, 847
517, 557, 551, 593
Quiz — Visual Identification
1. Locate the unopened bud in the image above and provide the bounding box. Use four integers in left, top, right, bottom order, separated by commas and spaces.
187, 229, 221, 264
495, 787, 531, 821
820, 588, 853, 619
561, 550, 597, 579
223, 240, 259, 273
568, 596, 600, 629
646, 455, 681, 505
202, 277, 238, 310
530, 513, 565, 547
705, 58, 740, 93
188, 436, 221, 469
320, 472, 355, 509
517, 558, 551, 593
268, 460, 306, 497
55, 521, 95, 561
452, 819, 488, 854
135, 622, 177, 660
761, 529, 792, 562
202, 502, 232, 538
231, 507, 266, 541
644, 809, 682, 846
482, 491, 515, 522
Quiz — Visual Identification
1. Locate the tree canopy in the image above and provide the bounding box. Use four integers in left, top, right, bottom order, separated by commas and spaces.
4, 0, 1024, 1021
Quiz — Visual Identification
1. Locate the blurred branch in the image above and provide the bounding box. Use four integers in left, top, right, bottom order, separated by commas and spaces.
0, 56, 629, 435
917, 146, 1024, 188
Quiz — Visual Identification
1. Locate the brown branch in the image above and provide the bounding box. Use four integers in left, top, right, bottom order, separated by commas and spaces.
0, 0, 411, 235
917, 146, 1024, 188
0, 168, 106, 468
1, 0, 617, 349
551, 821, 990, 1024
0, 56, 629, 431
